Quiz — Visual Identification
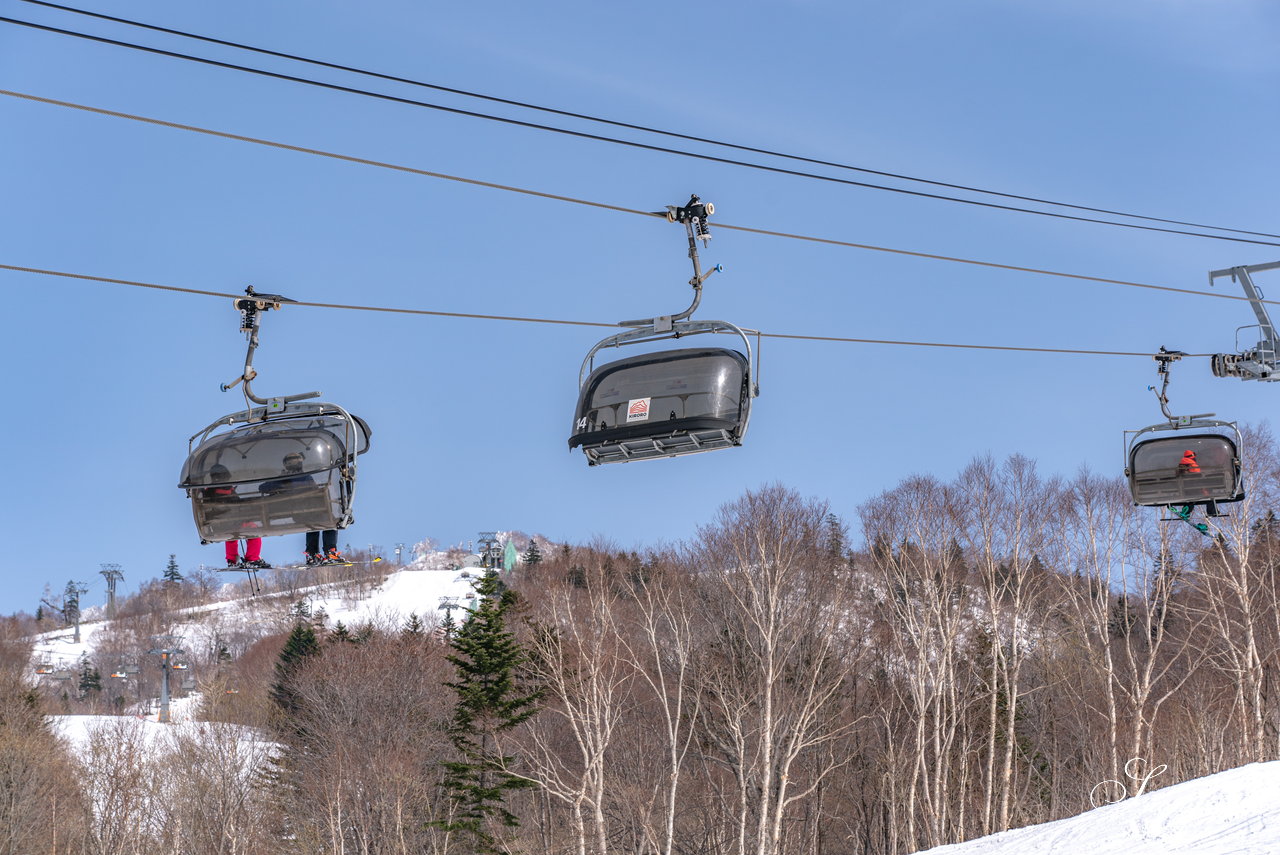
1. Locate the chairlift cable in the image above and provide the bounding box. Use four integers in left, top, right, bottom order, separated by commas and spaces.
712, 221, 1276, 302
3, 14, 1278, 247
0, 262, 1203, 358
16, 0, 1280, 242
5, 87, 1280, 312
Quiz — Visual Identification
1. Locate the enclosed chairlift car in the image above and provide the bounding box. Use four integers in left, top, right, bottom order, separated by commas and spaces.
569, 197, 759, 465
1124, 349, 1243, 524
179, 288, 371, 545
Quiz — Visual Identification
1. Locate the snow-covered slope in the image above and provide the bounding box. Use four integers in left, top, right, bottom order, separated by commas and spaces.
913, 761, 1280, 855
29, 565, 480, 673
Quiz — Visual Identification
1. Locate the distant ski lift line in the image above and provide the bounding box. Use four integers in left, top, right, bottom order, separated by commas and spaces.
8, 83, 1280, 286
0, 262, 1204, 359
12, 0, 1280, 241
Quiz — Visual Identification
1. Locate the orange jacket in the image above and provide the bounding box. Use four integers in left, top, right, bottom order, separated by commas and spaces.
1179, 451, 1201, 474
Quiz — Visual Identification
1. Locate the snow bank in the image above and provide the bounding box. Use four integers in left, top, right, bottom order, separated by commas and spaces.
913, 761, 1280, 855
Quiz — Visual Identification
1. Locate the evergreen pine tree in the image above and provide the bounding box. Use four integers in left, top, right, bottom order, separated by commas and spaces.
402, 612, 426, 637
435, 568, 541, 852
327, 621, 352, 645
78, 657, 101, 695
439, 608, 457, 640
269, 621, 321, 723
163, 555, 184, 586
822, 512, 846, 568
521, 539, 543, 568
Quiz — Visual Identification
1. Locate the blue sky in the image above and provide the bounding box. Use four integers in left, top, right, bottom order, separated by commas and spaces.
3, 0, 1279, 615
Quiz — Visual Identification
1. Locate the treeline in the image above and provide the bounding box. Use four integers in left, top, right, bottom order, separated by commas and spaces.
5, 428, 1280, 854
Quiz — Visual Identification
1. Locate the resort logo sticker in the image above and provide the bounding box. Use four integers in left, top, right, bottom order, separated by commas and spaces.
627, 397, 651, 423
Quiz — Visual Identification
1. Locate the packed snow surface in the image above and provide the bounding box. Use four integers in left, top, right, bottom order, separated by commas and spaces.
913, 761, 1280, 855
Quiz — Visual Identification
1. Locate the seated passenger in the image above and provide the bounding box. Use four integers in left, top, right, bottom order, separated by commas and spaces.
260, 452, 315, 494
203, 465, 268, 569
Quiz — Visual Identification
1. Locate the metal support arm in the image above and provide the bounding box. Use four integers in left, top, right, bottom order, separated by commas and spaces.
1210, 261, 1280, 381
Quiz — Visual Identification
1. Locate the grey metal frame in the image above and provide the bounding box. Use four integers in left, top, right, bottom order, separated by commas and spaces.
572, 197, 760, 464
1209, 261, 1280, 381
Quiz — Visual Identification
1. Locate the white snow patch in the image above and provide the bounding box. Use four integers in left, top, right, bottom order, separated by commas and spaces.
912, 761, 1280, 855
29, 566, 480, 673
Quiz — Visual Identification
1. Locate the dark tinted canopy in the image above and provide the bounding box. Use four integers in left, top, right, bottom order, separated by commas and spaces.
180, 409, 368, 542
1128, 433, 1243, 507
570, 347, 749, 463
179, 413, 368, 488
186, 463, 347, 543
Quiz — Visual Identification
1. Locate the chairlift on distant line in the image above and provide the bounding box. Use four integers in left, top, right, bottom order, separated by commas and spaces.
1124, 348, 1243, 536
569, 196, 760, 465
1208, 261, 1280, 381
178, 287, 371, 551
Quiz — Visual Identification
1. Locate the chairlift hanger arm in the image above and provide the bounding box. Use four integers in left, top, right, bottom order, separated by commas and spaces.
1148, 347, 1188, 423
621, 195, 721, 329
220, 286, 320, 407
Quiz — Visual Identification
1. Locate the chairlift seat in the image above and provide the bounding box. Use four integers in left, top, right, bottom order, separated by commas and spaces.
180, 406, 370, 543
1127, 432, 1243, 507
569, 347, 750, 465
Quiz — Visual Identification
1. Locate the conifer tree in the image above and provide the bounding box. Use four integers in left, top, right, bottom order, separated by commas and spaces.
436, 568, 541, 852
402, 612, 426, 637
270, 621, 321, 722
823, 512, 847, 567
78, 657, 101, 695
163, 554, 184, 586
521, 538, 543, 567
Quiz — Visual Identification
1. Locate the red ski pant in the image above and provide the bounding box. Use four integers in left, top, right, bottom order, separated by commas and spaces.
225, 538, 262, 562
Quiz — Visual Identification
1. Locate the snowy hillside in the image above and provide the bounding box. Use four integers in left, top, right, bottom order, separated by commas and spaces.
913, 761, 1280, 855
29, 564, 481, 676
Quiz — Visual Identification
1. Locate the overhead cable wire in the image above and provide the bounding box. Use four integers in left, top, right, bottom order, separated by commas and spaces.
0, 263, 618, 328
0, 88, 658, 219
1, 87, 1274, 312
4, 14, 1279, 248
0, 262, 1186, 358
17, 0, 1280, 242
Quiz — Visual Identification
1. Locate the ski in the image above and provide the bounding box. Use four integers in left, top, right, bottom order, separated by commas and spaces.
275, 557, 383, 571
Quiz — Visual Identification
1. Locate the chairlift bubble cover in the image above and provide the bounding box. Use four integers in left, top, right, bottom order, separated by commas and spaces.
180, 409, 370, 543
1127, 433, 1243, 508
569, 347, 749, 464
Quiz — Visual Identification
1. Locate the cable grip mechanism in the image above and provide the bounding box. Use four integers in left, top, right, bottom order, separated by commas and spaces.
1148, 346, 1184, 423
